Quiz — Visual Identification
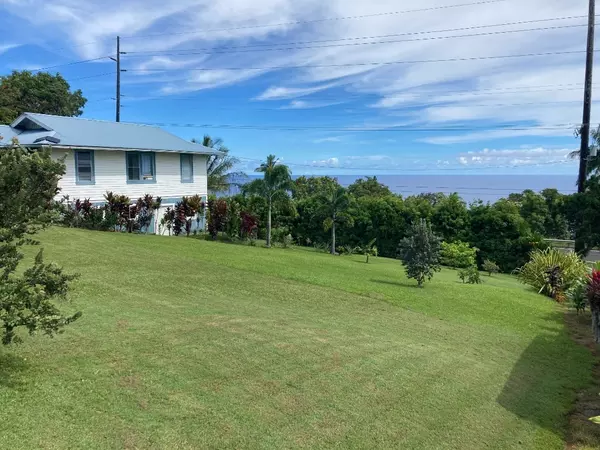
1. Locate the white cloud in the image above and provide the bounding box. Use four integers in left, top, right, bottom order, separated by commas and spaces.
2, 0, 590, 144
0, 44, 18, 55
312, 136, 343, 143
455, 147, 576, 167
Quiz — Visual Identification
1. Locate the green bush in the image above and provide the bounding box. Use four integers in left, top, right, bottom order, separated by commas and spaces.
458, 266, 482, 284
516, 248, 588, 298
440, 241, 476, 268
482, 259, 500, 276
568, 280, 588, 314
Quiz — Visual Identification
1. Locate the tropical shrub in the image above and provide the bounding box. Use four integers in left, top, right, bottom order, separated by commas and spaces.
440, 241, 476, 268
568, 280, 588, 314
206, 199, 228, 239
135, 194, 162, 233
282, 234, 293, 249
482, 259, 500, 276
356, 238, 378, 263
398, 219, 441, 287
516, 248, 588, 299
240, 211, 259, 240
587, 270, 600, 342
458, 266, 482, 284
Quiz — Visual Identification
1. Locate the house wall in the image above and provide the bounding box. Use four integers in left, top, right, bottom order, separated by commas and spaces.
53, 148, 209, 235
53, 148, 208, 203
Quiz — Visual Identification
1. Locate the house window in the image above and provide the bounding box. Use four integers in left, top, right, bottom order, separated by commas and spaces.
126, 152, 155, 183
180, 154, 194, 183
75, 150, 94, 185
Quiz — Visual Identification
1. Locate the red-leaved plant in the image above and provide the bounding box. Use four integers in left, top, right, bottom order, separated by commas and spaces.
587, 269, 600, 343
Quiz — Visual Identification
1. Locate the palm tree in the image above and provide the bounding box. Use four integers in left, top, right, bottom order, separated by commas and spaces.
570, 126, 600, 186
318, 185, 352, 255
192, 135, 242, 194
243, 155, 292, 248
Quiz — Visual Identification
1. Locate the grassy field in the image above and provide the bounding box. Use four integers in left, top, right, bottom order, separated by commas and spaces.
0, 227, 595, 449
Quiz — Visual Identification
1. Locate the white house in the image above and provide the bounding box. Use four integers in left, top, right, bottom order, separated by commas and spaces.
0, 112, 220, 234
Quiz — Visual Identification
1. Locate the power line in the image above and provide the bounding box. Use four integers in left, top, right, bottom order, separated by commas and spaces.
129, 121, 586, 132
119, 99, 584, 113
66, 72, 117, 82
122, 0, 508, 39
126, 50, 594, 72
124, 15, 590, 54
124, 23, 588, 58
25, 56, 111, 73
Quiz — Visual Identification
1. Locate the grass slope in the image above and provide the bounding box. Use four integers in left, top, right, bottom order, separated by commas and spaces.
0, 228, 594, 449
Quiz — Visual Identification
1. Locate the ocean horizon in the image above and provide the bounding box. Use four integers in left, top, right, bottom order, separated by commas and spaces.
226, 174, 578, 203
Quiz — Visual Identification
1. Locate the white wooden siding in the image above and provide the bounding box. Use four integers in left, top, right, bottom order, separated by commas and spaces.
53, 149, 208, 204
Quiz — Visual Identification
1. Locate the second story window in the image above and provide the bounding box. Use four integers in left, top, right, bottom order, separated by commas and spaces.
180, 154, 193, 183
127, 152, 155, 183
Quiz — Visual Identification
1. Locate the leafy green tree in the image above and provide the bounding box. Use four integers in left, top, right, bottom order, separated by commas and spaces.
318, 185, 353, 255
292, 176, 340, 200
440, 241, 476, 268
193, 135, 242, 193
0, 139, 81, 344
431, 193, 469, 242
347, 176, 392, 198
517, 190, 549, 236
398, 219, 442, 287
540, 188, 569, 239
564, 177, 600, 255
0, 71, 86, 124
482, 259, 500, 276
243, 155, 292, 247
468, 199, 542, 272
571, 125, 600, 184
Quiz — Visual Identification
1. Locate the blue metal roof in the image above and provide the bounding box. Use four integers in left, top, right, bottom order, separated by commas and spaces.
0, 113, 219, 154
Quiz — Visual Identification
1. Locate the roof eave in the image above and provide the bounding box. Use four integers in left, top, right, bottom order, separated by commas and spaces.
17, 143, 220, 155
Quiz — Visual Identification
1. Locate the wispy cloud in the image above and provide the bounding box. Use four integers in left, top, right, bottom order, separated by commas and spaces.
456, 147, 576, 167
312, 136, 344, 143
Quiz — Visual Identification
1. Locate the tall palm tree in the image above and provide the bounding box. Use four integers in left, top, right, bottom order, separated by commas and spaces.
318, 185, 352, 255
192, 135, 242, 194
243, 154, 292, 247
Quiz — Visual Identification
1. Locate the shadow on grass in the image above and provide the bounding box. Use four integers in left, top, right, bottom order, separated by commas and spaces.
369, 279, 422, 289
497, 328, 588, 433
0, 352, 28, 389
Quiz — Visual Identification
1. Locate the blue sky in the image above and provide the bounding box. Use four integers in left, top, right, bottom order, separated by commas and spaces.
0, 0, 594, 176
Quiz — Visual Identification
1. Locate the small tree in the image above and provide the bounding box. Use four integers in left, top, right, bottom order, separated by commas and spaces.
482, 259, 500, 276
357, 238, 378, 263
0, 140, 81, 344
398, 219, 441, 287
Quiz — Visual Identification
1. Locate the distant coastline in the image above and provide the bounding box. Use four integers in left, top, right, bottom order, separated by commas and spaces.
225, 174, 577, 203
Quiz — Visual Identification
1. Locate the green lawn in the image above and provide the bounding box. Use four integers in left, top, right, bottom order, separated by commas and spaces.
0, 228, 594, 449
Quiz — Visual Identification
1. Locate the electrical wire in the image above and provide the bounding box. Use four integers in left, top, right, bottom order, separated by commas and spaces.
129, 121, 586, 132
123, 15, 591, 54
124, 24, 588, 58
122, 0, 509, 39
26, 56, 112, 72
125, 50, 594, 72
66, 72, 116, 82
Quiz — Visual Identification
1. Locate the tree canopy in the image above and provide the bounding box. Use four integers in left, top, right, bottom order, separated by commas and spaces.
0, 71, 87, 124
193, 135, 242, 193
0, 139, 81, 344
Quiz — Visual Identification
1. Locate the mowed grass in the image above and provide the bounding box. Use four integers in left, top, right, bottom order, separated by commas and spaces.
0, 227, 595, 449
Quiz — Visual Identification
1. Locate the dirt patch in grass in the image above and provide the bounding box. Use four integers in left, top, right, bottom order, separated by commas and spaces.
565, 311, 600, 449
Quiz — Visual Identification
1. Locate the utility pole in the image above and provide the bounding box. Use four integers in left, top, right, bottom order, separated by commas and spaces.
578, 0, 596, 193
109, 36, 126, 122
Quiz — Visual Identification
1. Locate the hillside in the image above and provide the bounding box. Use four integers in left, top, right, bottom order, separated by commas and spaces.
0, 228, 593, 449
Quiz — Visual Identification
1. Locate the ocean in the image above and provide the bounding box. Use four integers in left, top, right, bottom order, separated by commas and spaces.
228, 174, 578, 203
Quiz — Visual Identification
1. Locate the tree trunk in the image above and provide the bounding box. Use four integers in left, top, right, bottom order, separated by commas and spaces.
366, 254, 369, 263
331, 220, 336, 255
593, 307, 600, 343
266, 198, 272, 248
